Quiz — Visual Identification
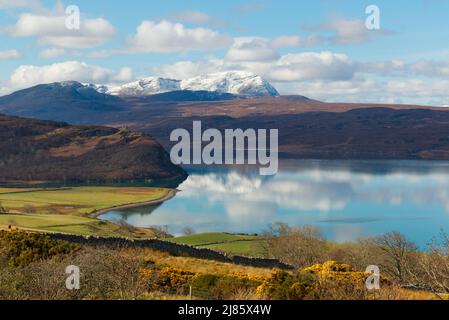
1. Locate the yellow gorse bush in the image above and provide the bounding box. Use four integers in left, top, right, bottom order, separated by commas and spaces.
302, 260, 368, 284
140, 266, 197, 292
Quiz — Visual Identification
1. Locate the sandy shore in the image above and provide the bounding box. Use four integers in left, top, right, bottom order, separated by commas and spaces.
89, 188, 178, 218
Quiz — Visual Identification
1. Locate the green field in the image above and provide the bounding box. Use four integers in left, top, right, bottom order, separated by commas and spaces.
0, 187, 170, 216
0, 213, 125, 236
0, 186, 172, 237
169, 232, 266, 256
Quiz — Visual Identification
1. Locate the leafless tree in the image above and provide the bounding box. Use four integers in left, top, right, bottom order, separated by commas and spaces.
371, 231, 418, 285
414, 232, 449, 294
72, 247, 149, 300
263, 223, 328, 268
182, 227, 195, 236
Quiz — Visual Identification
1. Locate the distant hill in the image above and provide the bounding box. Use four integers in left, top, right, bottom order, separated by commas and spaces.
0, 114, 186, 185
0, 81, 124, 123
3, 81, 449, 161
0, 82, 239, 124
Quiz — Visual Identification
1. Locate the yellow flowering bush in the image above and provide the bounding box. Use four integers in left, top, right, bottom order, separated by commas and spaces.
257, 261, 388, 300
140, 266, 197, 293
303, 261, 368, 284
230, 272, 266, 283
256, 270, 317, 300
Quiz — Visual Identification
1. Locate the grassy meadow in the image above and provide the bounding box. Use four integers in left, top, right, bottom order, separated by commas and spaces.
168, 232, 266, 256
0, 186, 172, 237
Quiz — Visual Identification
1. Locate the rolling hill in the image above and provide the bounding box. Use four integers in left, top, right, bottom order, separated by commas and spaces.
0, 114, 186, 186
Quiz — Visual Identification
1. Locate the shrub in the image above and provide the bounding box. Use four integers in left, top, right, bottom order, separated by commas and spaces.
191, 273, 262, 300
0, 231, 79, 267
256, 270, 317, 300
141, 266, 197, 294
303, 261, 367, 284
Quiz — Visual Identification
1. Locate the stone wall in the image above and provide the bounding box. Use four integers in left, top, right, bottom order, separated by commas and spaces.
48, 233, 293, 270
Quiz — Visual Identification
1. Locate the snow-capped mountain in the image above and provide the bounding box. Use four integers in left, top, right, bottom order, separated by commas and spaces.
107, 77, 181, 96
181, 71, 279, 97
89, 72, 279, 97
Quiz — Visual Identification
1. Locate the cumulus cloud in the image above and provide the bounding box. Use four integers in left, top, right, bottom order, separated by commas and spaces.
7, 61, 130, 90
0, 49, 21, 59
276, 77, 449, 105
268, 52, 356, 81
6, 12, 116, 48
125, 20, 232, 53
226, 37, 279, 62
154, 59, 226, 80
225, 36, 319, 63
154, 51, 449, 105
112, 67, 133, 82
156, 51, 356, 82
360, 58, 449, 78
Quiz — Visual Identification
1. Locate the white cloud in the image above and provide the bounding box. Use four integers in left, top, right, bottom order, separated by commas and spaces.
268, 52, 356, 81
271, 35, 320, 48
276, 77, 449, 105
306, 18, 391, 45
7, 61, 129, 89
175, 10, 226, 26
0, 0, 40, 9
225, 36, 319, 63
156, 51, 356, 82
153, 51, 449, 105
112, 67, 133, 82
323, 19, 371, 45
6, 12, 116, 48
225, 37, 279, 62
154, 59, 225, 80
38, 48, 67, 59
125, 20, 232, 53
0, 49, 21, 59
360, 58, 449, 78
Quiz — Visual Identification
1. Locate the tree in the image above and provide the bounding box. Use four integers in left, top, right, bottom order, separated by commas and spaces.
263, 223, 328, 269
182, 227, 195, 236
415, 232, 449, 293
371, 231, 418, 284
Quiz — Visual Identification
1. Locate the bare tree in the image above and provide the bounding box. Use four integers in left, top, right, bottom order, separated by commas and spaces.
415, 232, 449, 294
371, 231, 418, 285
182, 227, 195, 236
73, 247, 149, 300
263, 223, 328, 268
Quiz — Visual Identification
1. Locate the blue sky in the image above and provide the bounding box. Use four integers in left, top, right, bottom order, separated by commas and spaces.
1, 0, 449, 105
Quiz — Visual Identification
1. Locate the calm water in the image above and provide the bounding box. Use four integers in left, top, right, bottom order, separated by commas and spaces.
99, 160, 449, 248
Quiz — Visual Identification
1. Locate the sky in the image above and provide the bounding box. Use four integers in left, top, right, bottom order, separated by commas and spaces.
1, 0, 449, 105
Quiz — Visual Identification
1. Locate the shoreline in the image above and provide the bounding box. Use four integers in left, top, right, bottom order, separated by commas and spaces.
89, 188, 178, 218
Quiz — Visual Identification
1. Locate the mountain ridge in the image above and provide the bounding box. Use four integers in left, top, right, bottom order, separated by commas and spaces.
87, 71, 280, 97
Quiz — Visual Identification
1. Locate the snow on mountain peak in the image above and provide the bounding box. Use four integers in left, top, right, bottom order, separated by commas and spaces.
181, 71, 279, 97
107, 77, 181, 96
87, 71, 279, 97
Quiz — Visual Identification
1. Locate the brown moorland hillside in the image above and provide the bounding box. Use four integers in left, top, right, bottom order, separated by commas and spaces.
0, 114, 186, 185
